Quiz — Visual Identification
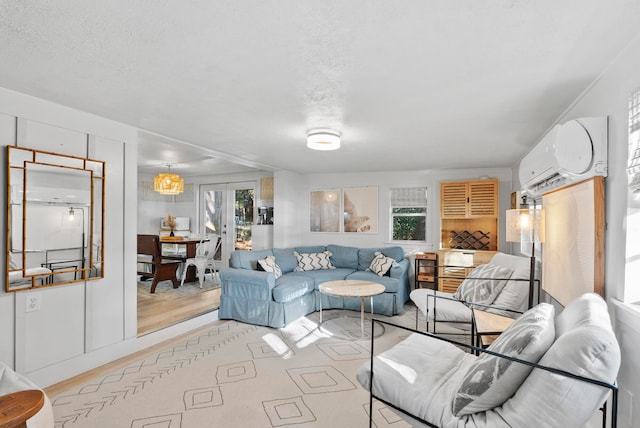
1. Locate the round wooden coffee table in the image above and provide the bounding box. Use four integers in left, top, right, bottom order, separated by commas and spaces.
318, 279, 386, 339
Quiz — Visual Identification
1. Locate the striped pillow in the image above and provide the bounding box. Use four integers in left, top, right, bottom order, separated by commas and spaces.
257, 255, 282, 279
293, 251, 335, 271
369, 252, 395, 276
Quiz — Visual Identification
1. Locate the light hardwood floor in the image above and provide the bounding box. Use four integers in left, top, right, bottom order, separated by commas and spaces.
137, 287, 221, 336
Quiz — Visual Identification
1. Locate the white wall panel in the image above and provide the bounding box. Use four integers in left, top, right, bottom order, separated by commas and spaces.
0, 113, 16, 147
0, 294, 15, 366
273, 171, 304, 248
123, 141, 138, 339
15, 284, 85, 373
0, 113, 16, 366
0, 87, 138, 382
85, 135, 126, 350
17, 118, 87, 157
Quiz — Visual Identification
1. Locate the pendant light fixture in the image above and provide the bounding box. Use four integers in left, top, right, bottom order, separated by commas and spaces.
154, 165, 184, 195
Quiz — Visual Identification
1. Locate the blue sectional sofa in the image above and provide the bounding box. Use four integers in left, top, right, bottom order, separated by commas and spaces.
218, 244, 410, 328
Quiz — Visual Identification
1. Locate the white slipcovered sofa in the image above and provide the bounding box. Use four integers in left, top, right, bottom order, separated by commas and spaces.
356, 293, 620, 427
0, 361, 54, 427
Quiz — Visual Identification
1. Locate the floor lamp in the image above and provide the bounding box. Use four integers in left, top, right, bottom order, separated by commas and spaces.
506, 197, 545, 309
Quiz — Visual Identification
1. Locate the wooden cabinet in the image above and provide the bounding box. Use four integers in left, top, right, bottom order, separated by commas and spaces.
440, 179, 499, 251
441, 180, 498, 218
437, 249, 497, 293
414, 252, 438, 290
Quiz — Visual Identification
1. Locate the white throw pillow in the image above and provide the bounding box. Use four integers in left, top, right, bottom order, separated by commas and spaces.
453, 264, 513, 307
258, 255, 282, 279
452, 303, 555, 416
369, 251, 395, 276
293, 251, 335, 271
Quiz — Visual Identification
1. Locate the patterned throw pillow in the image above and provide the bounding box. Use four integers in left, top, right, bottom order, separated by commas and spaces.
293, 251, 335, 271
369, 252, 395, 276
453, 264, 513, 308
257, 255, 282, 279
452, 303, 555, 415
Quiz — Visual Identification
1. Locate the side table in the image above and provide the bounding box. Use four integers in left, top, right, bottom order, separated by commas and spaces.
414, 252, 438, 290
472, 308, 515, 353
0, 389, 44, 428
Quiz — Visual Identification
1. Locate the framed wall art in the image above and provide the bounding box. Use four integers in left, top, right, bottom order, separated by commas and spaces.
310, 189, 341, 232
343, 187, 378, 233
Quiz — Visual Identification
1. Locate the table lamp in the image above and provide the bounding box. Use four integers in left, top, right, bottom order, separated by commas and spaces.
506, 196, 545, 308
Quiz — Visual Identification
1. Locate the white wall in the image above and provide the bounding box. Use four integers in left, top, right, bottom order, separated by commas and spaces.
0, 88, 135, 382
137, 172, 200, 234
278, 168, 512, 255
137, 170, 274, 236
0, 89, 221, 387
273, 170, 305, 248
511, 33, 640, 427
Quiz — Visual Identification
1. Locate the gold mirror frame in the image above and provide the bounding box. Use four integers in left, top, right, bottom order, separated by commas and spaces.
6, 146, 105, 291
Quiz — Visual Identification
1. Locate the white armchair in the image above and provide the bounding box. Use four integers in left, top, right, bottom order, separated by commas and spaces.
410, 252, 538, 334
357, 293, 620, 427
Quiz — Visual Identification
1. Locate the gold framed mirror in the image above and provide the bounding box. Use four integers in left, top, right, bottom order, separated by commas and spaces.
6, 146, 105, 291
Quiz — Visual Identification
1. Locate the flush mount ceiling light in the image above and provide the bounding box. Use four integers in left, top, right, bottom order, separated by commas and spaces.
154, 165, 184, 195
307, 129, 341, 151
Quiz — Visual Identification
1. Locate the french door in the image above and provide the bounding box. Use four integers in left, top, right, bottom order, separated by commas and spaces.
199, 181, 255, 267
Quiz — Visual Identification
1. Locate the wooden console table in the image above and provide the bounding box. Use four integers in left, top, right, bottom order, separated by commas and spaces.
0, 389, 44, 428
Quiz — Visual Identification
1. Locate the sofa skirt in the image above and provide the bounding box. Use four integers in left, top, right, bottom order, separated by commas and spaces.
219, 292, 317, 328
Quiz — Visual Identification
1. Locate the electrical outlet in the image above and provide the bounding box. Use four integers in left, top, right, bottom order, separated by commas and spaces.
25, 293, 41, 312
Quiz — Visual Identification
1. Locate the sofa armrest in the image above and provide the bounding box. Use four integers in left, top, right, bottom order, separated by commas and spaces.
389, 258, 409, 279
219, 268, 276, 301
427, 292, 524, 318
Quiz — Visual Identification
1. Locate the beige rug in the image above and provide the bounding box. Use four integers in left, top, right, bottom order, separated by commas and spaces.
50, 305, 468, 427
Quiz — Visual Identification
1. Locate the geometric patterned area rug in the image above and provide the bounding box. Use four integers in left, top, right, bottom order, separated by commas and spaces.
50, 305, 443, 427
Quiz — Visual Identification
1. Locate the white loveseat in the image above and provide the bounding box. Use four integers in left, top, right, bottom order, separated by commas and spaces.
0, 361, 54, 427
356, 293, 620, 427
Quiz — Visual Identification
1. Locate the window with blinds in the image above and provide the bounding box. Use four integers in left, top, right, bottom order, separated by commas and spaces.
390, 187, 427, 241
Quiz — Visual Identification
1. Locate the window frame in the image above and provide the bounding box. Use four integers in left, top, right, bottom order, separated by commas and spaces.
389, 186, 428, 243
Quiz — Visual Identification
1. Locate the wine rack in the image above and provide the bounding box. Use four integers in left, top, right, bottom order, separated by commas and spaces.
448, 230, 491, 250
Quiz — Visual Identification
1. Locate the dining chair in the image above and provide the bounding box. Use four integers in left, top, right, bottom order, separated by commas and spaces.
180, 234, 220, 288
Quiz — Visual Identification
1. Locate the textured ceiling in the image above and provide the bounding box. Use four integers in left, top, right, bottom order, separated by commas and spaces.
2, 1, 640, 175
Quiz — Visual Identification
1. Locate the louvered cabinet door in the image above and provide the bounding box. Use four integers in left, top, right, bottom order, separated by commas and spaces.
440, 182, 468, 218
439, 179, 499, 251
468, 180, 498, 217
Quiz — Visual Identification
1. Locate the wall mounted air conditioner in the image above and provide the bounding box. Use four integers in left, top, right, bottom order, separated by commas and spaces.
519, 117, 608, 197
